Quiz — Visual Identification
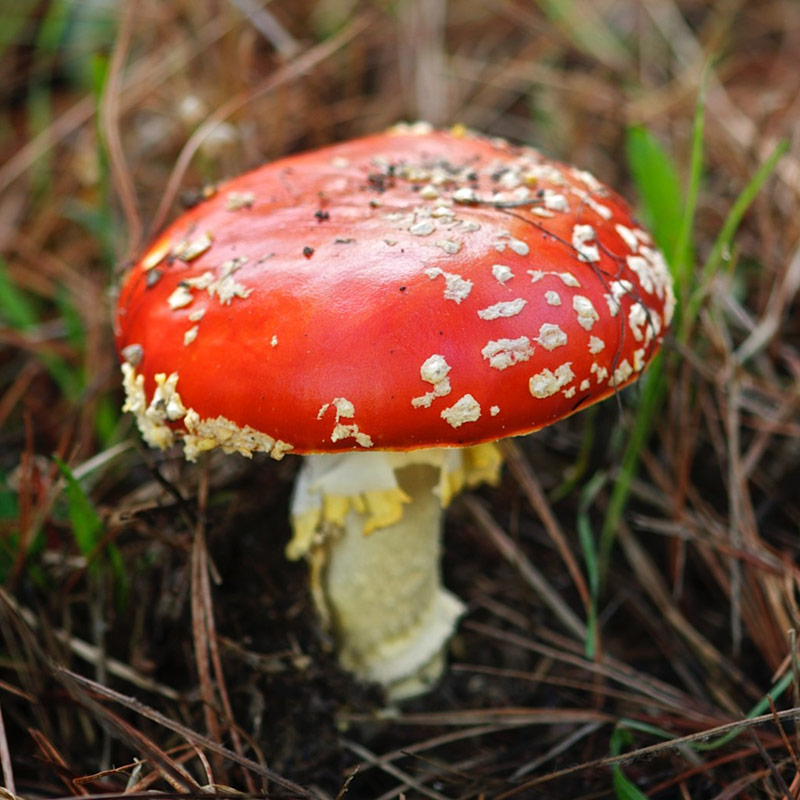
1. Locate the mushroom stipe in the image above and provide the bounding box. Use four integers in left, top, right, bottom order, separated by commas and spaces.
115, 122, 674, 699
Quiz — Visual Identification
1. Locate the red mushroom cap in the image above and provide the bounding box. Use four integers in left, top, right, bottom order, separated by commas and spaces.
115, 124, 674, 457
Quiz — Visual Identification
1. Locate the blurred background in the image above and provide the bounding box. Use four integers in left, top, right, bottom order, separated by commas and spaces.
1, 0, 800, 797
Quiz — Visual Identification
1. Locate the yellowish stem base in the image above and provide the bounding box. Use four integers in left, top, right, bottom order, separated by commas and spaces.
316, 463, 461, 699
289, 446, 503, 699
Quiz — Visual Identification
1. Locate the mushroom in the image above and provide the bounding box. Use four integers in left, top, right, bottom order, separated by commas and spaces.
115, 122, 675, 699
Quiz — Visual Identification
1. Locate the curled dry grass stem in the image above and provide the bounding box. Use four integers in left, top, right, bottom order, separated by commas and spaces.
27, 727, 91, 797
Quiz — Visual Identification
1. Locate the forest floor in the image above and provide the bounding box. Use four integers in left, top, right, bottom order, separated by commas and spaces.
1, 0, 800, 797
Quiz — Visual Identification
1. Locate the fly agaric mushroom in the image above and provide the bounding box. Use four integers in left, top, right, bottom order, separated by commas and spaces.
115, 122, 675, 699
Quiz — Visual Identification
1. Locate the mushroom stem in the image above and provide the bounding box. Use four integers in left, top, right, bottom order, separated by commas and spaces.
289, 445, 502, 699
318, 462, 463, 699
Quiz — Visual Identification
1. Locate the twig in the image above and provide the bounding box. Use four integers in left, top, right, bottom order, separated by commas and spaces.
52, 667, 315, 798
397, 0, 448, 125
193, 464, 259, 794
511, 721, 602, 779
617, 519, 759, 705
191, 521, 224, 765
228, 0, 300, 58
724, 378, 744, 658
492, 706, 800, 797
28, 728, 90, 796
0, 702, 14, 797
768, 694, 800, 774
500, 439, 592, 622
341, 705, 613, 728
461, 494, 586, 641
0, 588, 180, 701
468, 621, 705, 714
341, 739, 450, 800
58, 687, 202, 794
746, 721, 793, 800
735, 242, 800, 364
100, 0, 143, 262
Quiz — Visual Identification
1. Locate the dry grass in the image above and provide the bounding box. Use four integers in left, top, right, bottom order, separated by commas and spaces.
1, 0, 800, 797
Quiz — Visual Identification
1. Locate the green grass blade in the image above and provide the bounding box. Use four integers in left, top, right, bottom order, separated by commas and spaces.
0, 4, 36, 60
53, 454, 129, 606
86, 50, 121, 268
536, 0, 628, 68
56, 286, 84, 349
94, 394, 123, 449
682, 139, 789, 340
549, 405, 598, 503
599, 83, 708, 572
625, 126, 684, 257
617, 719, 676, 740
599, 354, 667, 571
0, 257, 39, 329
612, 769, 648, 800
609, 727, 649, 799
693, 666, 794, 752
577, 471, 606, 658
0, 259, 82, 397
53, 455, 103, 560
671, 69, 707, 292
